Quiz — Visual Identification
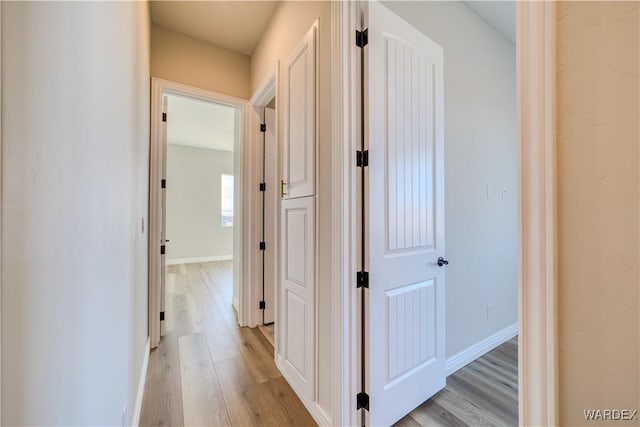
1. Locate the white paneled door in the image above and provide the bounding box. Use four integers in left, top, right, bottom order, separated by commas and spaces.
278, 20, 318, 404
366, 2, 446, 425
283, 22, 317, 200
280, 196, 315, 399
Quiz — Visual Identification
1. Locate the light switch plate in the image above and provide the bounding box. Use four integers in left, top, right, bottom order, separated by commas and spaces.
486, 185, 495, 199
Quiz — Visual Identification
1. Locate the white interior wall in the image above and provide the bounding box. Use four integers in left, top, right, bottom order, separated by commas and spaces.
382, 1, 518, 358
166, 144, 234, 262
2, 1, 150, 424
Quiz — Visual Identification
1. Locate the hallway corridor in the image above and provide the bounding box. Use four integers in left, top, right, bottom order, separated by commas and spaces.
139, 261, 316, 426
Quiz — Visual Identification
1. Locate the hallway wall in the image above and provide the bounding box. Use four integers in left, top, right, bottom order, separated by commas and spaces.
2, 2, 151, 424
151, 24, 251, 100
556, 1, 639, 423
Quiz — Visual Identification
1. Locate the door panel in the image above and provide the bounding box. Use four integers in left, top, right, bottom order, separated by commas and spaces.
385, 280, 436, 381
283, 23, 316, 199
280, 196, 315, 399
284, 290, 307, 375
367, 2, 446, 425
384, 34, 436, 252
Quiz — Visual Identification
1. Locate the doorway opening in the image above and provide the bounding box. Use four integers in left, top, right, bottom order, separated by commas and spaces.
163, 92, 240, 328
148, 79, 248, 349
356, 2, 519, 425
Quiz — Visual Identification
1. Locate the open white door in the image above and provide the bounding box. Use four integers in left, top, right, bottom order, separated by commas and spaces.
366, 2, 446, 425
160, 95, 168, 330
263, 106, 276, 325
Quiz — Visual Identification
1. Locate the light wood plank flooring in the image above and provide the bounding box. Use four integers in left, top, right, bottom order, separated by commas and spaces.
141, 261, 517, 427
258, 324, 275, 347
395, 337, 518, 427
140, 261, 316, 427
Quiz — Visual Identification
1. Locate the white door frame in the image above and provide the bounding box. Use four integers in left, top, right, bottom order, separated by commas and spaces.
517, 2, 558, 425
148, 78, 249, 348
330, 2, 360, 425
330, 1, 558, 425
246, 67, 279, 329
0, 0, 4, 420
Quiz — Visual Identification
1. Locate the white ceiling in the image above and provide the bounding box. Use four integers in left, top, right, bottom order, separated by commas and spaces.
167, 94, 237, 152
150, 1, 279, 55
464, 1, 516, 45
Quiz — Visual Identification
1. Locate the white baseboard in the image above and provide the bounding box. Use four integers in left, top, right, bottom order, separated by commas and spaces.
166, 255, 232, 265
275, 357, 332, 426
445, 323, 518, 377
132, 338, 150, 427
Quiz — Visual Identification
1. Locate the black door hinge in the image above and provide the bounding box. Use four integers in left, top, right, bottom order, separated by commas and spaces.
356, 150, 369, 167
160, 311, 165, 321
160, 245, 165, 255
260, 123, 266, 132
356, 392, 370, 411
259, 301, 266, 310
162, 112, 167, 122
161, 179, 166, 189
357, 271, 369, 288
259, 182, 266, 192
356, 29, 368, 48
259, 241, 266, 251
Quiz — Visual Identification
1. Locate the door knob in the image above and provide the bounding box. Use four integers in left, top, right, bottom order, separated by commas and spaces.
437, 257, 449, 267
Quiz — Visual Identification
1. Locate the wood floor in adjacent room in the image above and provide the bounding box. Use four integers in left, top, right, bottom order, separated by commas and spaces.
395, 337, 518, 427
139, 261, 316, 427
140, 260, 517, 427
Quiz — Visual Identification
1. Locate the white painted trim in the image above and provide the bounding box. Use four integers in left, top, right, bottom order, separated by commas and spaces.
250, 70, 277, 109
312, 18, 321, 406
518, 2, 558, 426
445, 324, 518, 377
165, 255, 232, 265
131, 338, 150, 427
0, 0, 3, 420
149, 79, 162, 349
152, 78, 248, 108
149, 78, 248, 347
276, 357, 332, 426
331, 1, 360, 426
